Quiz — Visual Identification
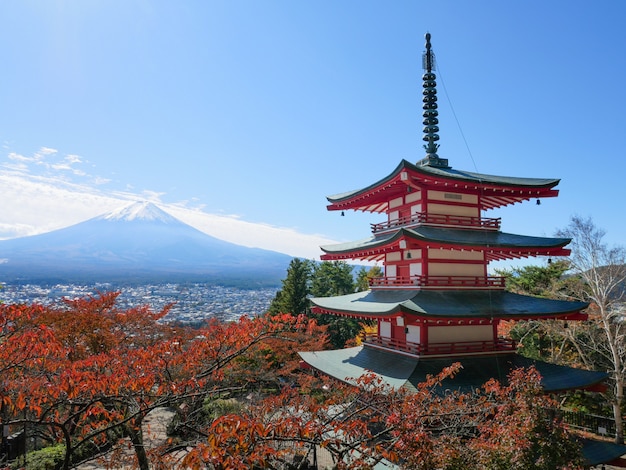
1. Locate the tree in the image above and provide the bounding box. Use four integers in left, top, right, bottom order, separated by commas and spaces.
268, 258, 313, 315
556, 215, 626, 443
310, 260, 355, 297
1, 293, 321, 469
1, 294, 188, 470
310, 261, 362, 348
355, 264, 384, 292
495, 261, 586, 364
496, 259, 579, 298
269, 260, 364, 348
182, 365, 584, 469
469, 368, 584, 469
1, 294, 586, 468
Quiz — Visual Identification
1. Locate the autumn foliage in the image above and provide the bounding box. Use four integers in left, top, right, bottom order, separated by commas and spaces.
0, 293, 584, 469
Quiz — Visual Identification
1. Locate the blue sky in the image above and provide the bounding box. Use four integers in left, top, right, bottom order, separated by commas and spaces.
1, 1, 625, 265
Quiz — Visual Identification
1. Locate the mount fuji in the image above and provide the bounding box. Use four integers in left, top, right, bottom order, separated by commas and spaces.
0, 202, 293, 286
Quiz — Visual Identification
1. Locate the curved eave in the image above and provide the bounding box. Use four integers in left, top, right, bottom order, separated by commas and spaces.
320, 227, 571, 262
298, 347, 607, 394
326, 160, 560, 213
310, 290, 589, 320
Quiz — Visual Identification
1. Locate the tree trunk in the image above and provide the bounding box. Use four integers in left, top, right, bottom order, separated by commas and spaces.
614, 379, 624, 444
127, 418, 150, 470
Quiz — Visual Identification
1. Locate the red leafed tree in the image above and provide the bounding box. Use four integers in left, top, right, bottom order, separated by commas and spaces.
0, 302, 63, 422
1, 293, 188, 470
181, 365, 584, 470
1, 293, 322, 469
2, 293, 585, 469
469, 367, 584, 469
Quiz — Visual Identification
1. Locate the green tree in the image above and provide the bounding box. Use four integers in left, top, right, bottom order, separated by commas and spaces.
269, 260, 368, 348
310, 261, 362, 348
268, 258, 313, 315
310, 261, 355, 297
496, 259, 579, 298
355, 265, 384, 292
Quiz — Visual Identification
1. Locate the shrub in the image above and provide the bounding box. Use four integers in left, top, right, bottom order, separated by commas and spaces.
14, 444, 64, 470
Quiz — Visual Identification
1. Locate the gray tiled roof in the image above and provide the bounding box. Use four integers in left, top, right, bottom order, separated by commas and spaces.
320, 226, 570, 255
299, 346, 608, 394
310, 290, 588, 319
327, 159, 560, 203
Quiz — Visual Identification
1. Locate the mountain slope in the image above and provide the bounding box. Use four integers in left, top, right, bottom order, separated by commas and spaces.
0, 201, 293, 286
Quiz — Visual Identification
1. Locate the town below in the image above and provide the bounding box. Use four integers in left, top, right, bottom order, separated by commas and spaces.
0, 282, 278, 324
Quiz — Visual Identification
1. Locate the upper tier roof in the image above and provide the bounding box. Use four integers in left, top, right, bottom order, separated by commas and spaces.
327, 159, 560, 212
310, 289, 588, 321
320, 226, 571, 262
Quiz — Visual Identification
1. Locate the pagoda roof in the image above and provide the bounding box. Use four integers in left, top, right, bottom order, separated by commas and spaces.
310, 289, 588, 321
320, 226, 571, 262
327, 159, 560, 212
298, 346, 607, 394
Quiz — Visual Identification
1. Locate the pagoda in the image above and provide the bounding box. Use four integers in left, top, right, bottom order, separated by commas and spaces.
298, 33, 608, 396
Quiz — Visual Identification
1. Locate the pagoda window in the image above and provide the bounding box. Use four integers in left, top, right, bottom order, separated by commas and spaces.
389, 197, 403, 209
405, 191, 421, 204
379, 320, 392, 339
388, 210, 399, 224
428, 262, 484, 277
429, 324, 493, 343
427, 202, 479, 218
428, 248, 484, 261
409, 262, 422, 277
406, 325, 421, 344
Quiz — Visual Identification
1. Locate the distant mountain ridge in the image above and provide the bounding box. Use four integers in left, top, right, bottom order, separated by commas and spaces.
0, 202, 293, 286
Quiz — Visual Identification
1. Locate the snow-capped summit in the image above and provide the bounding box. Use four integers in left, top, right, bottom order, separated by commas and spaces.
0, 201, 292, 285
98, 201, 179, 224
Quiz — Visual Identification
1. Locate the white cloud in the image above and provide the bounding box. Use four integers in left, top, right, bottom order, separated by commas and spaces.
65, 154, 82, 164
7, 152, 31, 162
167, 205, 335, 259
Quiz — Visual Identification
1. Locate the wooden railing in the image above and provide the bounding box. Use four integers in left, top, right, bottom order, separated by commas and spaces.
557, 410, 619, 438
371, 212, 500, 233
363, 334, 516, 356
369, 275, 506, 289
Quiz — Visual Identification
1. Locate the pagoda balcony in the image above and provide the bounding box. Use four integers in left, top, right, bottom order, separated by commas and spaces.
371, 212, 501, 234
369, 275, 506, 290
363, 334, 517, 357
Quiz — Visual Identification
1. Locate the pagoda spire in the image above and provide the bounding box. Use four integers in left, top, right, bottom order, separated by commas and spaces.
420, 32, 448, 168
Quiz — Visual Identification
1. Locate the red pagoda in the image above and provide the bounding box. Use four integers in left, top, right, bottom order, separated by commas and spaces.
298, 33, 607, 396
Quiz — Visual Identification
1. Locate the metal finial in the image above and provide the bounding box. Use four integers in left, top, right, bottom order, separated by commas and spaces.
421, 32, 441, 162
423, 33, 434, 73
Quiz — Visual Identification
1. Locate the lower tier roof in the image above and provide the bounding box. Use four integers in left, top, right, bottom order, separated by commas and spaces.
298, 346, 608, 394
310, 289, 588, 320
299, 346, 621, 466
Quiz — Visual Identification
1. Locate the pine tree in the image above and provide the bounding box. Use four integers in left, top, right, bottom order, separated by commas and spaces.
310, 261, 362, 348
268, 258, 313, 315
355, 265, 384, 292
